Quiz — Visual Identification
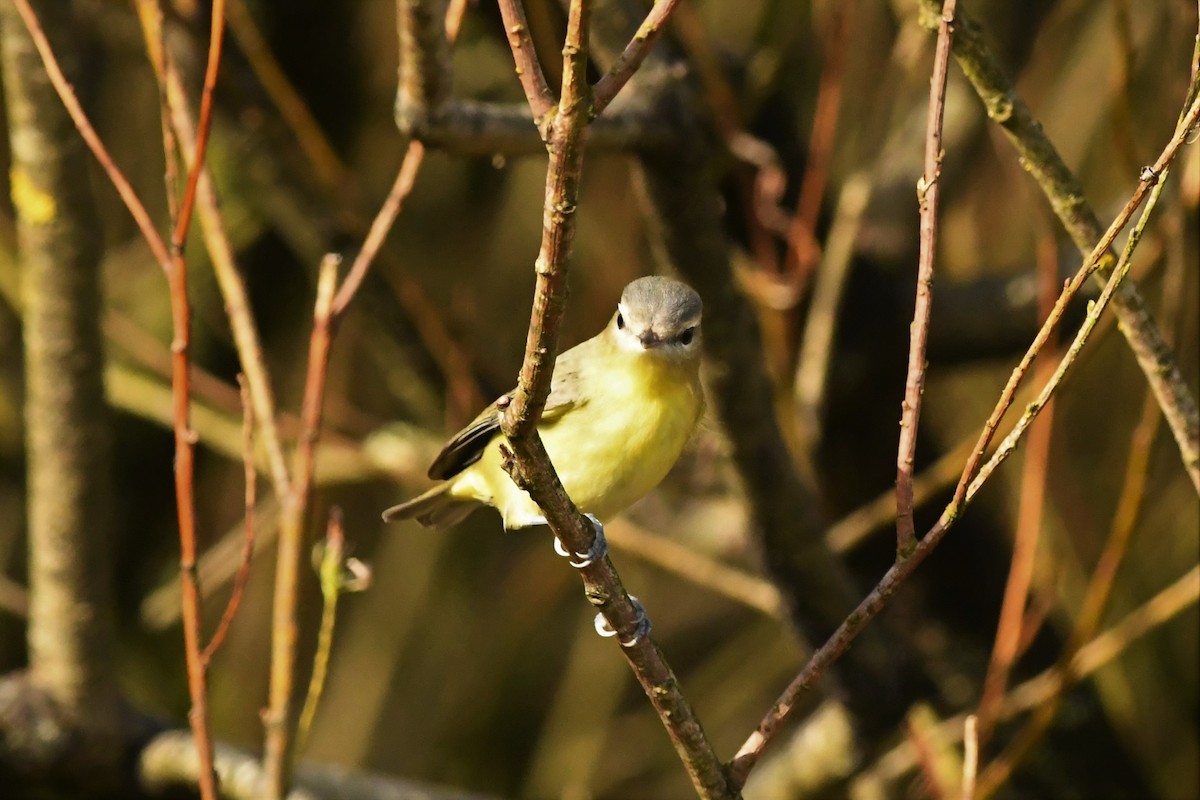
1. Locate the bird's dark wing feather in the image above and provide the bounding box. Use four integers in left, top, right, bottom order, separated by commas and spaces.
426, 361, 585, 480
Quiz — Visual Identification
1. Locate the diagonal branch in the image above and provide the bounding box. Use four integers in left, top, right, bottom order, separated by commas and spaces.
496, 0, 556, 130
917, 0, 1199, 492
729, 88, 1200, 788
591, 0, 683, 116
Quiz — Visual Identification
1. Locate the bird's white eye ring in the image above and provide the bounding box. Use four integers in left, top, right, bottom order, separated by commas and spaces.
679, 326, 695, 345
616, 312, 625, 330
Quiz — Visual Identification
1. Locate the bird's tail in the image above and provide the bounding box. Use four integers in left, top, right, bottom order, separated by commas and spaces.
382, 482, 478, 527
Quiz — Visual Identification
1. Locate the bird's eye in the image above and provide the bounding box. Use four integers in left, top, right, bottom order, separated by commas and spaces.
616, 312, 625, 330
679, 327, 695, 345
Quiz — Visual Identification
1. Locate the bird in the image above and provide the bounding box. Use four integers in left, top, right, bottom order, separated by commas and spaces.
382, 275, 705, 531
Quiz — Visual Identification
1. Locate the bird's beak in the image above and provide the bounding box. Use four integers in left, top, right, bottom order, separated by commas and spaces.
637, 330, 662, 348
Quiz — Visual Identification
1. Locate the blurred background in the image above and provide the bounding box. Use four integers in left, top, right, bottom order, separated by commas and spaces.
0, 0, 1197, 798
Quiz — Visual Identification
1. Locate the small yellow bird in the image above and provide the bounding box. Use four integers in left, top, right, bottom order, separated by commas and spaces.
382, 275, 705, 530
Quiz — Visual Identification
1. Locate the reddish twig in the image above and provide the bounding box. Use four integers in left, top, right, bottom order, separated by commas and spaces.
591, 0, 683, 116
132, 4, 294, 500
201, 375, 258, 665
906, 712, 951, 800
12, 2, 222, 795
495, 0, 556, 130
895, 0, 957, 557
971, 139, 1188, 800
782, 0, 853, 287
263, 254, 340, 799
171, 0, 225, 251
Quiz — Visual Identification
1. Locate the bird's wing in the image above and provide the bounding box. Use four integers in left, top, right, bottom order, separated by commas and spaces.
426, 353, 587, 480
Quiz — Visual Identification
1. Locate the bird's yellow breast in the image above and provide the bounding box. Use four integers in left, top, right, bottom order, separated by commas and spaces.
451, 337, 703, 528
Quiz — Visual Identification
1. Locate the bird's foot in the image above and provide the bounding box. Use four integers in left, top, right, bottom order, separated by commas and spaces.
551, 513, 607, 569
594, 595, 651, 648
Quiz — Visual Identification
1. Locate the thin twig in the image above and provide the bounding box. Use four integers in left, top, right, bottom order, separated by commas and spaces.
133, 4, 293, 501
9, 0, 171, 270
896, 0, 957, 556
297, 508, 348, 752
954, 90, 1200, 510
495, 0, 555, 130
591, 0, 683, 116
605, 520, 785, 618
906, 709, 951, 800
264, 254, 341, 799
170, 0, 226, 251
202, 376, 258, 665
865, 565, 1200, 787
782, 1, 853, 287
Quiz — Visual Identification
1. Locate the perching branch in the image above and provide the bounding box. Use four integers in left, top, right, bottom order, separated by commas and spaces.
490, 2, 735, 798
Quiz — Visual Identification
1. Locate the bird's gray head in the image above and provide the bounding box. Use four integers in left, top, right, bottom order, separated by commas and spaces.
611, 276, 703, 359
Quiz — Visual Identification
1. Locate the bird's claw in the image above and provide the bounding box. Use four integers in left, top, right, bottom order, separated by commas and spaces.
553, 514, 607, 569
594, 595, 651, 648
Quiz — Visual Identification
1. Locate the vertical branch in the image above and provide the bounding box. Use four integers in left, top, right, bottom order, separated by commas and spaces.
896, 0, 957, 557
165, 132, 219, 800
0, 0, 119, 748
263, 254, 341, 800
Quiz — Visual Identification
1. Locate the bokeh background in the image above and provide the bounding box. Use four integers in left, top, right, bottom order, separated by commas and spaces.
0, 0, 1197, 798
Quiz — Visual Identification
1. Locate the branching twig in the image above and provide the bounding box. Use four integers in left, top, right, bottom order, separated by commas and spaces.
918, 0, 1200, 492
729, 86, 1200, 790
896, 0, 957, 557
969, 150, 1184, 800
